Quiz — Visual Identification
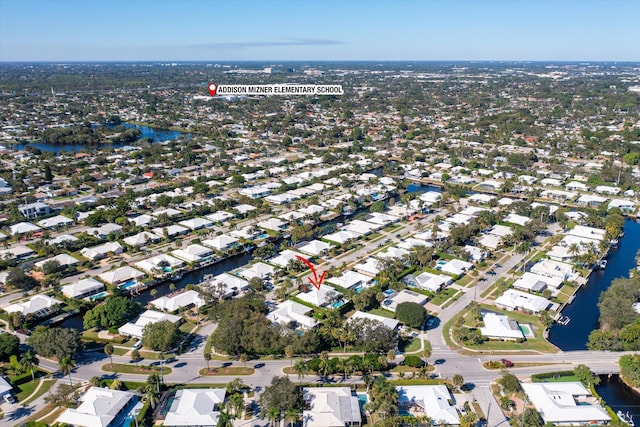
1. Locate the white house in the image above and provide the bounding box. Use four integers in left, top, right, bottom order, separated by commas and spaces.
172, 244, 215, 264
3, 294, 61, 317
118, 310, 181, 339
298, 239, 334, 256
179, 217, 214, 230
480, 312, 525, 341
201, 234, 238, 251
123, 231, 162, 247
302, 387, 362, 427
349, 311, 399, 331
163, 388, 226, 427
150, 290, 204, 313
396, 385, 459, 425
436, 259, 473, 276
56, 387, 139, 427
382, 290, 428, 312
495, 289, 551, 314
520, 382, 610, 426
9, 222, 41, 236
297, 285, 343, 308
326, 270, 372, 291
34, 253, 79, 270
413, 272, 453, 293
206, 273, 249, 298
266, 299, 317, 330
80, 241, 123, 260
503, 213, 531, 227
530, 259, 577, 282
99, 266, 145, 286
512, 272, 563, 294
61, 278, 105, 299
238, 262, 275, 280
135, 254, 185, 276
36, 214, 73, 229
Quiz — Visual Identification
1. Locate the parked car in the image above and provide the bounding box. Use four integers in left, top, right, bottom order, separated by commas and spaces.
3, 394, 16, 404
133, 340, 142, 350
501, 358, 514, 368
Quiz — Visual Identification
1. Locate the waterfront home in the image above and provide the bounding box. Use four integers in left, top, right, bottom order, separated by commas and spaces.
179, 217, 214, 231
594, 185, 621, 195
297, 239, 333, 256
80, 241, 123, 261
3, 294, 61, 317
123, 231, 162, 247
257, 217, 287, 232
377, 246, 410, 260
229, 225, 262, 241
135, 254, 184, 277
150, 289, 204, 313
172, 244, 214, 264
302, 387, 362, 427
34, 253, 79, 270
163, 388, 226, 427
233, 203, 257, 215
520, 382, 610, 426
530, 259, 577, 282
238, 262, 275, 280
576, 194, 608, 207
56, 387, 139, 427
566, 225, 606, 242
99, 266, 145, 286
608, 198, 635, 213
480, 312, 525, 341
495, 289, 551, 315
266, 299, 317, 330
129, 214, 156, 227
269, 249, 304, 268
297, 285, 343, 308
349, 310, 399, 331
512, 272, 563, 294
396, 385, 459, 425
205, 273, 249, 298
201, 234, 238, 251
382, 290, 428, 312
117, 309, 181, 339
36, 214, 73, 229
61, 277, 105, 299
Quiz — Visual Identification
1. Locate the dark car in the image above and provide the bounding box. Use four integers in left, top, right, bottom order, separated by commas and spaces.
501, 358, 514, 368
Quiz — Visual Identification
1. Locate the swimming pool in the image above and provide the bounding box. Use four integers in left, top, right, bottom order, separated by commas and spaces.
163, 266, 173, 273
437, 260, 447, 266
89, 291, 107, 301
383, 289, 394, 297
519, 324, 534, 337
354, 285, 363, 294
332, 300, 346, 309
119, 280, 138, 290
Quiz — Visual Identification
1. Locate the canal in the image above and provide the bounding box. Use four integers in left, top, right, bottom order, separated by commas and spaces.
596, 375, 640, 424
548, 220, 640, 351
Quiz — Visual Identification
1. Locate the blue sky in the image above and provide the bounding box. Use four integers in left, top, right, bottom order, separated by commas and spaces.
1, 0, 638, 61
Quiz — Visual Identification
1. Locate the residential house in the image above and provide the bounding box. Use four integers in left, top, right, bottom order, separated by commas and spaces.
150, 290, 204, 313
61, 278, 105, 299
495, 289, 551, 314
118, 310, 181, 339
56, 387, 139, 427
302, 387, 362, 427
396, 385, 459, 425
480, 312, 525, 341
163, 388, 226, 427
266, 299, 317, 330
3, 294, 61, 317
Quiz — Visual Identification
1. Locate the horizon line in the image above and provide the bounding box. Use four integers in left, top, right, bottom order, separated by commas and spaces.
1, 59, 640, 64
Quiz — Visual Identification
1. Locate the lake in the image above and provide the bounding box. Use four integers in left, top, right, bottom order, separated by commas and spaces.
7, 123, 189, 154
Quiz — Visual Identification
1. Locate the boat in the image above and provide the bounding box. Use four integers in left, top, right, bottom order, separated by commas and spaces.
617, 410, 634, 426
599, 260, 608, 270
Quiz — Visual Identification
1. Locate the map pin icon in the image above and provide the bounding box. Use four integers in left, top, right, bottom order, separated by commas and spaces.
208, 83, 217, 96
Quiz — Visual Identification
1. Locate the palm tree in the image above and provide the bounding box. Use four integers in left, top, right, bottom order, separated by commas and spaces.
59, 356, 75, 386
284, 345, 294, 368
204, 352, 212, 372
292, 359, 308, 384
131, 349, 141, 366
150, 288, 158, 298
20, 350, 39, 381
217, 409, 234, 427
239, 353, 248, 369
284, 406, 300, 427
452, 374, 465, 391
227, 392, 244, 418
104, 343, 114, 367
266, 406, 281, 427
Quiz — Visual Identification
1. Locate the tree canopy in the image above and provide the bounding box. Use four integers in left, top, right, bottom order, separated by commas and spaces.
0, 333, 20, 361
396, 302, 426, 328
83, 296, 142, 330
142, 320, 183, 353
27, 326, 82, 359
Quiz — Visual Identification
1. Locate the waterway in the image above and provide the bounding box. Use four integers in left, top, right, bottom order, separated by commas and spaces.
7, 123, 188, 154
596, 375, 640, 423
548, 220, 640, 351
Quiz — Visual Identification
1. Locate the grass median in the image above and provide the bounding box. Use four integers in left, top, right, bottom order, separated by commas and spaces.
199, 366, 254, 376
102, 363, 172, 375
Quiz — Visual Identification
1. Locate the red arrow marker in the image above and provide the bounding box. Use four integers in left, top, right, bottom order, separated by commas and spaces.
295, 255, 325, 290
208, 83, 218, 96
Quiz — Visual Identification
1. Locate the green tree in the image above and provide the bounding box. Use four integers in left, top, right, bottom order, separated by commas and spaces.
6, 267, 39, 290
573, 364, 601, 386
497, 371, 521, 394
28, 326, 82, 359
522, 407, 544, 427
396, 302, 426, 328
619, 354, 640, 387
259, 376, 303, 420
104, 343, 114, 366
0, 333, 20, 361
20, 350, 39, 380
83, 296, 142, 330
131, 349, 141, 366
59, 356, 76, 385
204, 352, 212, 371
142, 320, 183, 352
452, 374, 465, 390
